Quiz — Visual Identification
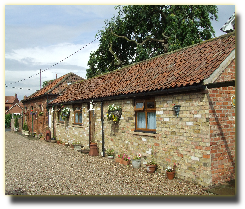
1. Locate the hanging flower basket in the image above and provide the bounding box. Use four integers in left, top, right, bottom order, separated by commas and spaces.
107, 104, 122, 123
38, 112, 44, 116
30, 110, 36, 115
61, 107, 70, 120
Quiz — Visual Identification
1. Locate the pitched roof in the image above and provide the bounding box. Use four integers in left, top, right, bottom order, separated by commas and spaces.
22, 72, 84, 102
5, 96, 16, 104
5, 102, 24, 114
51, 32, 235, 105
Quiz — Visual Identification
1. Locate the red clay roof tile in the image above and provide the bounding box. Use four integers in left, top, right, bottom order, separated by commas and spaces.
22, 72, 84, 101
51, 32, 235, 104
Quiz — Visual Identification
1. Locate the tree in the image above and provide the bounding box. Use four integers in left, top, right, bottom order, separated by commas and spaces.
42, 80, 53, 88
14, 116, 19, 129
5, 113, 12, 128
86, 5, 218, 78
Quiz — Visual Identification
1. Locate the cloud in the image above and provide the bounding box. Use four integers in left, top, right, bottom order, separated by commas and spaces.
5, 41, 99, 68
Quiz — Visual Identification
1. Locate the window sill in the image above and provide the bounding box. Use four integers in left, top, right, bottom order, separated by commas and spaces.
72, 123, 84, 128
132, 132, 157, 137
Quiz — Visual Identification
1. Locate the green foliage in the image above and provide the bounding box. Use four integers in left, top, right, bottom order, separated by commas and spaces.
5, 113, 12, 128
14, 117, 19, 128
23, 122, 29, 131
86, 5, 218, 78
42, 80, 53, 88
106, 148, 115, 156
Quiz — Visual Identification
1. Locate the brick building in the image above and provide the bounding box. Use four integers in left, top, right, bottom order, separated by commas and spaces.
5, 93, 20, 112
49, 32, 235, 186
5, 102, 23, 115
21, 72, 84, 137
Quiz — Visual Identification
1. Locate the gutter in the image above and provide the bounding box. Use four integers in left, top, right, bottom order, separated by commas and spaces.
58, 80, 235, 105
48, 83, 207, 106
21, 93, 58, 103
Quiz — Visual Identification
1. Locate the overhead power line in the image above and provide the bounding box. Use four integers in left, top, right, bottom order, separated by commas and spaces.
5, 36, 101, 89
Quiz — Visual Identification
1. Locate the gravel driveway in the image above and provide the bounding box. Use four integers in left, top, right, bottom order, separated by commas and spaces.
5, 131, 215, 196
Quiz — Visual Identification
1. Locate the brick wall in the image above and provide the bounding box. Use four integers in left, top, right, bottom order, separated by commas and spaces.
91, 92, 212, 186
53, 104, 90, 146
208, 59, 235, 184
22, 96, 56, 136
6, 105, 23, 115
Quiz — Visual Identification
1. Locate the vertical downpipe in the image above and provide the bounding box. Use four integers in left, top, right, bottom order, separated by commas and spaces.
101, 100, 105, 157
52, 106, 55, 138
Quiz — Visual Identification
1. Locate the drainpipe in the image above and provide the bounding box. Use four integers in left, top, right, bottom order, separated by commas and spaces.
32, 114, 33, 133
101, 100, 105, 157
47, 95, 49, 128
52, 106, 54, 138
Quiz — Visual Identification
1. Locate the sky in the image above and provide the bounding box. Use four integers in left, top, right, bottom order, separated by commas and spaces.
4, 3, 235, 102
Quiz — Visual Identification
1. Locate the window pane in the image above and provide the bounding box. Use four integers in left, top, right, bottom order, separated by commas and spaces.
78, 113, 82, 123
59, 113, 64, 121
136, 102, 144, 109
75, 113, 79, 123
147, 112, 156, 129
75, 112, 82, 123
137, 112, 146, 129
147, 101, 155, 109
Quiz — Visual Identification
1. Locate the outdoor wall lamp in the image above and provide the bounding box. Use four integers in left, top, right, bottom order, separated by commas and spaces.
173, 105, 181, 117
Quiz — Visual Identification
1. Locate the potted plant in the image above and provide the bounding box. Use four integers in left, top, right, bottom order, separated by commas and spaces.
50, 137, 56, 143
38, 133, 44, 140
23, 122, 29, 136
166, 164, 176, 180
132, 153, 142, 169
146, 153, 157, 173
115, 154, 123, 163
121, 154, 130, 165
106, 148, 115, 159
72, 141, 83, 151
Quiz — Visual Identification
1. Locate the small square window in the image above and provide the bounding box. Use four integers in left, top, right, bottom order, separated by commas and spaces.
134, 101, 144, 111
74, 106, 83, 125
75, 112, 82, 124
146, 101, 155, 109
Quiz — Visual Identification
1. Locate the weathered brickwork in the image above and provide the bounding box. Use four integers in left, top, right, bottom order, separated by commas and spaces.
22, 73, 83, 137
6, 104, 23, 115
215, 59, 235, 82
89, 92, 212, 186
208, 59, 235, 185
22, 96, 55, 136
52, 104, 90, 147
